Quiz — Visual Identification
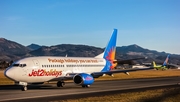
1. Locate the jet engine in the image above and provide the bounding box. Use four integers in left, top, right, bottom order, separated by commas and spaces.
73, 73, 94, 85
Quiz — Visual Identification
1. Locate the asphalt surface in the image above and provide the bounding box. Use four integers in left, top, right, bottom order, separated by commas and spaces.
0, 76, 180, 102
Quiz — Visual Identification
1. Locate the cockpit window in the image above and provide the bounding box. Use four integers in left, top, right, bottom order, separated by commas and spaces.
12, 64, 26, 67
20, 64, 26, 67
13, 64, 20, 67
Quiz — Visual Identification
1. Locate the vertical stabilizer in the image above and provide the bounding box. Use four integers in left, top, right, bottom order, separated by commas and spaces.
101, 29, 117, 72
152, 61, 157, 67
162, 55, 170, 66
103, 29, 117, 61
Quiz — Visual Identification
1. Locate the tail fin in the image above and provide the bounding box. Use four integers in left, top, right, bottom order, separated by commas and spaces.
101, 29, 117, 72
152, 61, 157, 67
103, 29, 117, 60
162, 55, 170, 66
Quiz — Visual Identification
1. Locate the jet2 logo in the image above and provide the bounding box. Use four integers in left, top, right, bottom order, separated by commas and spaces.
85, 76, 93, 80
28, 69, 62, 77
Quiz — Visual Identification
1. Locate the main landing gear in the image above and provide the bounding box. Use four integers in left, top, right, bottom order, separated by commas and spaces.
57, 81, 65, 87
82, 85, 90, 88
57, 81, 90, 88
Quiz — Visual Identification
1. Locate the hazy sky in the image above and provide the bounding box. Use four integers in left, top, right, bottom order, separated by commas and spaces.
0, 0, 180, 54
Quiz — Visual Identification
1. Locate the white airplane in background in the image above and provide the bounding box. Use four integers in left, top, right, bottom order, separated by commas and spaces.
4, 29, 153, 91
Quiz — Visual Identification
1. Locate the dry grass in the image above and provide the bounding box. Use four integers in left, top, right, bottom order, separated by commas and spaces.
96, 69, 180, 81
53, 87, 180, 102
0, 71, 14, 85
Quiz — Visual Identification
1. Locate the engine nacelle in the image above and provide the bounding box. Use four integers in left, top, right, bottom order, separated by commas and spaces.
73, 73, 94, 85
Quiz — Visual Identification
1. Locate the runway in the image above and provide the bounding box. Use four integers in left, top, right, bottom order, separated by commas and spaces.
0, 76, 180, 102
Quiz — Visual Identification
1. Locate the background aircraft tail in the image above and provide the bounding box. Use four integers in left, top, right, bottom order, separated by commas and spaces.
162, 55, 170, 66
101, 29, 117, 72
152, 61, 157, 67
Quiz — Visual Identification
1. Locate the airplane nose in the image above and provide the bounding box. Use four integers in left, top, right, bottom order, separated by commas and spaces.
4, 68, 14, 80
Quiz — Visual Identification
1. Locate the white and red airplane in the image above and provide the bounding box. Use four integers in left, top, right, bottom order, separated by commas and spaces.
4, 29, 153, 91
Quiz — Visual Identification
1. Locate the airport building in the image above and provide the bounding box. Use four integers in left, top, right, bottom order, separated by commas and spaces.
116, 63, 180, 69
167, 64, 180, 69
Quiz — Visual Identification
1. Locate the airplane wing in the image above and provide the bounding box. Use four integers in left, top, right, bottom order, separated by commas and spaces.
114, 57, 147, 65
50, 67, 154, 81
91, 67, 154, 78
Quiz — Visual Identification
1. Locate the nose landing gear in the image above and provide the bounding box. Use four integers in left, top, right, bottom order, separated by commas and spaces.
57, 81, 65, 87
21, 86, 27, 91
19, 82, 28, 91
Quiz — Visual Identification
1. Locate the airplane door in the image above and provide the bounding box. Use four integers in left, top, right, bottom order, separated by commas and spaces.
32, 59, 39, 68
20, 65, 28, 77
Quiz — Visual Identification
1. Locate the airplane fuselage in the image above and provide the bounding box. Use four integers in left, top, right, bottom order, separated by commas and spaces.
5, 56, 106, 83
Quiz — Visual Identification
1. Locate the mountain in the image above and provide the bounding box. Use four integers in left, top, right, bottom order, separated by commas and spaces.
0, 38, 30, 61
116, 44, 180, 64
0, 38, 180, 65
27, 44, 42, 51
27, 44, 180, 64
27, 44, 103, 57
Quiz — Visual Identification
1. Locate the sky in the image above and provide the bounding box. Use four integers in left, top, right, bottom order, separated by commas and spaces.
0, 0, 180, 54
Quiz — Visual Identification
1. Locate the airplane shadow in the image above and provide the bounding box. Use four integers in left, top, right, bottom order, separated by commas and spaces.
0, 84, 53, 90
0, 85, 20, 90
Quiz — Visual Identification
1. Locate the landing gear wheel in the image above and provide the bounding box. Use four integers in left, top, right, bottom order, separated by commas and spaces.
57, 81, 65, 87
21, 86, 27, 91
82, 85, 90, 88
